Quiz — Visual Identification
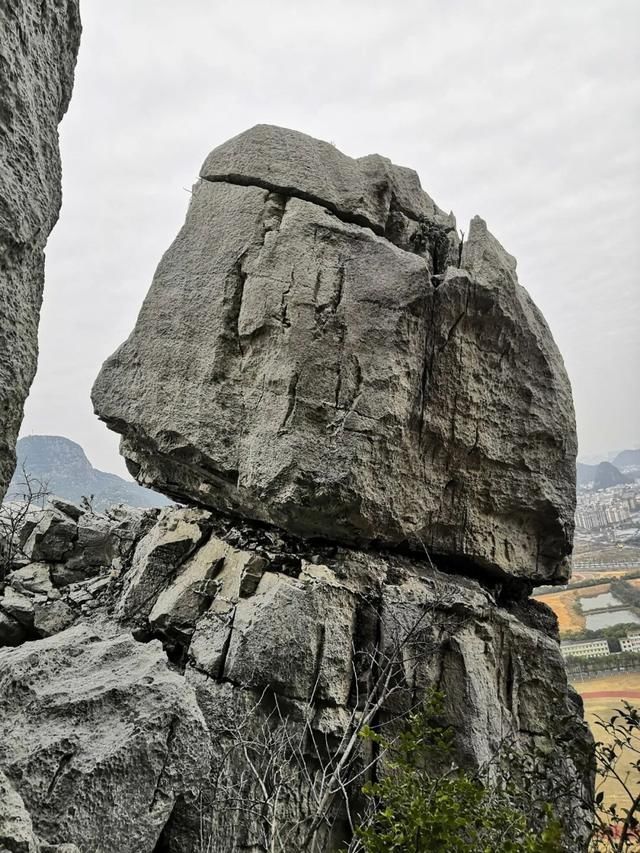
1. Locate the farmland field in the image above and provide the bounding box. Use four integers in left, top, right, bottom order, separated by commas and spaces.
570, 569, 628, 584
536, 584, 610, 635
572, 671, 640, 818
572, 544, 640, 565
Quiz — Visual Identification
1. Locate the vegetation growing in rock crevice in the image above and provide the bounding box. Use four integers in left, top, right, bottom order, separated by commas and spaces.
0, 466, 49, 584
352, 693, 639, 853
351, 692, 566, 853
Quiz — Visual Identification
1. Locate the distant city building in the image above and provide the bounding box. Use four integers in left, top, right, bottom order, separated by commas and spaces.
574, 477, 640, 540
575, 508, 607, 531
620, 633, 640, 653
604, 505, 631, 525
561, 638, 610, 659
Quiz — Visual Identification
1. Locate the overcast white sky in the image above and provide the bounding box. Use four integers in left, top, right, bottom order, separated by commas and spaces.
20, 0, 640, 476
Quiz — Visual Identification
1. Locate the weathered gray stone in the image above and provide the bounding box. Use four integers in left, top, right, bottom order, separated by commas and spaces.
32, 600, 74, 638
0, 768, 81, 853
9, 564, 54, 597
49, 565, 85, 589
22, 512, 76, 563
40, 846, 80, 853
47, 499, 83, 523
83, 575, 110, 596
0, 768, 39, 853
116, 507, 209, 620
105, 505, 158, 562
187, 598, 235, 678
0, 1, 81, 499
200, 123, 450, 234
148, 533, 225, 638
0, 610, 26, 647
65, 585, 91, 605
210, 539, 270, 602
0, 626, 210, 853
222, 570, 356, 704
92, 126, 576, 584
64, 514, 114, 571
0, 501, 591, 850
0, 588, 34, 628
155, 532, 591, 852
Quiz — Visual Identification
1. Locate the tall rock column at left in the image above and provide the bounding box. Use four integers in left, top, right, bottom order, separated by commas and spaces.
0, 0, 81, 498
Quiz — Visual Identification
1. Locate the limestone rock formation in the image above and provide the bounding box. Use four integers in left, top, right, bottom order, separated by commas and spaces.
0, 505, 593, 851
0, 626, 209, 853
0, 768, 79, 853
0, 0, 81, 500
2, 119, 588, 850
0, 768, 41, 853
0, 500, 155, 646
92, 125, 576, 584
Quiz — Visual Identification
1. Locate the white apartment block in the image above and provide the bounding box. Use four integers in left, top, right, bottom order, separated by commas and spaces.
620, 633, 640, 653
604, 505, 631, 525
575, 508, 607, 530
561, 638, 610, 658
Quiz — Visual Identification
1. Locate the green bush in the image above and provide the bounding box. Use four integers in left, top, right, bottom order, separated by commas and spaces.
352, 693, 565, 853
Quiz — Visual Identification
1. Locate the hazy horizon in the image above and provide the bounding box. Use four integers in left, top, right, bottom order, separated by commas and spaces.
19, 0, 640, 478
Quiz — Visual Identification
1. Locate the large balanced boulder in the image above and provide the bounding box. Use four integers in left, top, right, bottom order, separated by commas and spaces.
0, 626, 210, 853
92, 125, 576, 584
0, 1, 81, 498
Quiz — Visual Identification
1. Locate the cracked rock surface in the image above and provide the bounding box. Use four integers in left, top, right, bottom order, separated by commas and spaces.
0, 624, 209, 853
92, 124, 576, 584
0, 504, 593, 851
0, 0, 81, 499
1, 120, 587, 851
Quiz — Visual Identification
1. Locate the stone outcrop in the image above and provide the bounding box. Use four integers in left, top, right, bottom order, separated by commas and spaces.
0, 500, 154, 646
2, 123, 588, 851
0, 2, 81, 499
0, 625, 209, 853
92, 125, 576, 585
0, 767, 80, 853
0, 505, 593, 851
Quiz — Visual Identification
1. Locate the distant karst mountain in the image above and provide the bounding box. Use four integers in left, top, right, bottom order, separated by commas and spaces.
6, 435, 171, 511
613, 448, 640, 469
576, 462, 598, 488
577, 459, 632, 491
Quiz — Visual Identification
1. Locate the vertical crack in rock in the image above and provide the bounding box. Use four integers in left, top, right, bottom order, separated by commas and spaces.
0, 502, 593, 850
149, 715, 178, 812
311, 622, 327, 701
280, 372, 299, 432
331, 262, 346, 313
418, 279, 439, 437
215, 604, 237, 681
280, 268, 293, 329
313, 268, 322, 308
505, 647, 515, 713
228, 252, 249, 359
46, 749, 75, 798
